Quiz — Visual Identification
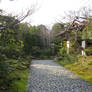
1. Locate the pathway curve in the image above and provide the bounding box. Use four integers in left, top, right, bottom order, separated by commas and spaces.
26, 60, 92, 92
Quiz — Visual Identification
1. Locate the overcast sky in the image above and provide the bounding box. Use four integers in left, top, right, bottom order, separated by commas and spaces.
0, 0, 91, 28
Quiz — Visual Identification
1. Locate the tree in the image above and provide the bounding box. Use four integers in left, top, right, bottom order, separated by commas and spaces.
0, 9, 34, 89
21, 25, 41, 55
50, 23, 65, 43
0, 2, 37, 90
56, 7, 92, 55
37, 25, 50, 49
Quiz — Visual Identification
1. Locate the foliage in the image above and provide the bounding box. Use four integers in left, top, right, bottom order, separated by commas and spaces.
31, 46, 41, 57
39, 48, 52, 59
0, 10, 30, 91
0, 41, 23, 59
59, 41, 66, 57
50, 23, 65, 43
56, 56, 92, 84
22, 25, 44, 55
0, 10, 50, 91
0, 8, 51, 92
0, 54, 11, 89
37, 25, 49, 49
82, 24, 92, 39
22, 24, 50, 57
0, 69, 29, 92
84, 47, 92, 56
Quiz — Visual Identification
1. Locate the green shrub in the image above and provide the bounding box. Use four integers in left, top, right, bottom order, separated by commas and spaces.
85, 47, 92, 56
59, 47, 65, 56
40, 48, 52, 56
0, 54, 13, 89
39, 55, 48, 59
31, 46, 41, 57
25, 56, 31, 68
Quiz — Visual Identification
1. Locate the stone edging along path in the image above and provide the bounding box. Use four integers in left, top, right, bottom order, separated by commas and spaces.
26, 60, 92, 92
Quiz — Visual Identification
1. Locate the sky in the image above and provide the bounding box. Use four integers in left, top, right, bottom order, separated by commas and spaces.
0, 0, 92, 28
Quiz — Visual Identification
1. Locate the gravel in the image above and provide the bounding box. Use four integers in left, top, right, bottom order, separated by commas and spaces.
26, 60, 92, 92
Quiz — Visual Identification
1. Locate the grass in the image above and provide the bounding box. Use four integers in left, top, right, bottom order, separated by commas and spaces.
56, 56, 92, 84
0, 69, 29, 92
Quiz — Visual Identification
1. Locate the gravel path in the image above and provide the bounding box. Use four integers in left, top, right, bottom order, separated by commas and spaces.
26, 60, 92, 92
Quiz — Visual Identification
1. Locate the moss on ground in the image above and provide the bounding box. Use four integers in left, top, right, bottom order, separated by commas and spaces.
56, 56, 92, 84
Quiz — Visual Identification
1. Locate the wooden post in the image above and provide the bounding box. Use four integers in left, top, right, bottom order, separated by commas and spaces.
82, 40, 86, 55
67, 41, 70, 54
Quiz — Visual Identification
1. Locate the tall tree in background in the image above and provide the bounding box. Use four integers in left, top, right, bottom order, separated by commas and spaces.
50, 23, 65, 44
37, 25, 50, 49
